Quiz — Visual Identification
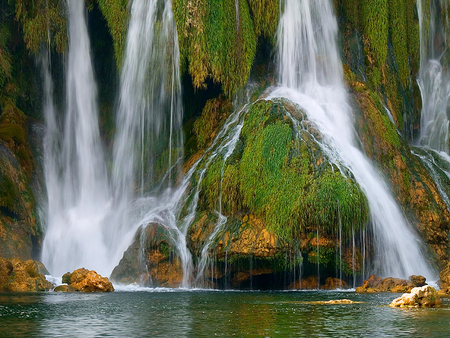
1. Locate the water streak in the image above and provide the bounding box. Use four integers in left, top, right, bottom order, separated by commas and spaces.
417, 0, 450, 153
271, 0, 433, 278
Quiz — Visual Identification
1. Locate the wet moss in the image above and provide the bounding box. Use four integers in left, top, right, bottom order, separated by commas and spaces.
96, 0, 128, 67
173, 0, 258, 96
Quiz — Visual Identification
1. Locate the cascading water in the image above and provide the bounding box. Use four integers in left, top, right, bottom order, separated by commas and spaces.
417, 0, 450, 153
415, 0, 450, 215
42, 0, 186, 279
42, 0, 113, 277
270, 0, 434, 278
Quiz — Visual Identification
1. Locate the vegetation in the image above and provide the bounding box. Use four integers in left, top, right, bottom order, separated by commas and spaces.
196, 99, 369, 242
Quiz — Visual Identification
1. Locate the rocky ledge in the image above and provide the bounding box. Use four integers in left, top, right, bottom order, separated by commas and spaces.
356, 274, 427, 293
390, 285, 442, 307
0, 257, 51, 292
56, 268, 114, 292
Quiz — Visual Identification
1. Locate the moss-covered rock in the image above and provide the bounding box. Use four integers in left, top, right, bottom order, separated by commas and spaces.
0, 102, 40, 260
183, 97, 370, 286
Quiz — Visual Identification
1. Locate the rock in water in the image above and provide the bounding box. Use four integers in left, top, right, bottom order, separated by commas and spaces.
59, 268, 114, 292
0, 257, 52, 292
356, 274, 427, 293
390, 285, 442, 307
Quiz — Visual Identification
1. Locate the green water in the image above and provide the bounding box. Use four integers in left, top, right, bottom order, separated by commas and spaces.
0, 290, 449, 337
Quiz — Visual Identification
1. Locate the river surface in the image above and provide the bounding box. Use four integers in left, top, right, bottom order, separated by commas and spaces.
0, 290, 449, 337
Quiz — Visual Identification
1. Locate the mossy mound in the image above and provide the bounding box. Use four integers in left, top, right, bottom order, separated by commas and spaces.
184, 97, 370, 286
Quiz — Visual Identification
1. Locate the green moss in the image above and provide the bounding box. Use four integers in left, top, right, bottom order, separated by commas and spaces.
12, 0, 67, 53
173, 0, 257, 96
194, 96, 232, 149
247, 0, 280, 40
362, 0, 389, 87
389, 0, 409, 88
96, 0, 128, 67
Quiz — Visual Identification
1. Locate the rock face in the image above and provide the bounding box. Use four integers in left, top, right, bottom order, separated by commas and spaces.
0, 257, 51, 292
60, 268, 114, 292
0, 105, 42, 261
437, 261, 450, 296
390, 285, 442, 307
356, 275, 427, 293
289, 276, 348, 290
111, 224, 184, 288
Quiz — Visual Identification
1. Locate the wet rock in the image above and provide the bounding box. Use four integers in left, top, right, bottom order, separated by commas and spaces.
62, 268, 114, 292
54, 284, 77, 292
356, 274, 427, 293
111, 224, 184, 288
321, 277, 349, 290
437, 261, 450, 296
0, 257, 52, 292
390, 285, 442, 307
409, 275, 427, 287
289, 276, 319, 290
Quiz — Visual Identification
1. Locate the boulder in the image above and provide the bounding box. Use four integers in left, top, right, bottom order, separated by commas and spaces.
0, 257, 52, 292
390, 285, 442, 307
60, 268, 114, 292
289, 276, 319, 290
356, 274, 427, 293
54, 284, 77, 292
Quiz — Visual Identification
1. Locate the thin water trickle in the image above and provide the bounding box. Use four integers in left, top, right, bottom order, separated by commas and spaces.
270, 0, 434, 279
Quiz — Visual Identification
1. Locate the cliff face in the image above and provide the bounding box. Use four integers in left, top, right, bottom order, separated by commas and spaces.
1, 0, 450, 286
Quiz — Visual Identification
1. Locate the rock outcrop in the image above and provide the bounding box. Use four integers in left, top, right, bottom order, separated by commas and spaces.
437, 261, 450, 296
390, 285, 442, 307
356, 274, 427, 293
0, 257, 51, 292
59, 268, 114, 292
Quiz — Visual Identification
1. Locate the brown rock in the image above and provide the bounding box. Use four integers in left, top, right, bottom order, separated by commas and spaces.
289, 276, 319, 290
64, 268, 114, 292
321, 277, 349, 290
390, 285, 442, 308
409, 275, 427, 287
356, 275, 414, 293
438, 261, 450, 295
0, 257, 51, 292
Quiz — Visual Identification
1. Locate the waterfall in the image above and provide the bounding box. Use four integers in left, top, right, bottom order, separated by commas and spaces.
417, 0, 450, 153
270, 0, 434, 278
42, 0, 113, 276
42, 0, 185, 279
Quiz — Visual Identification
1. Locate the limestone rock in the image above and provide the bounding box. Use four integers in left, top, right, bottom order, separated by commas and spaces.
111, 224, 184, 288
62, 268, 114, 292
0, 257, 51, 292
54, 285, 77, 292
321, 277, 349, 290
289, 276, 319, 290
356, 274, 427, 293
437, 261, 450, 295
390, 285, 442, 307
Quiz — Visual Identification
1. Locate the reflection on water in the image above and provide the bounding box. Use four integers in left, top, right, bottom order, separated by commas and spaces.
0, 291, 449, 337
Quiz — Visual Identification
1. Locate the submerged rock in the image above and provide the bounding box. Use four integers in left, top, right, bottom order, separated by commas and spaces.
390, 285, 442, 307
356, 274, 427, 293
59, 268, 114, 292
0, 257, 52, 292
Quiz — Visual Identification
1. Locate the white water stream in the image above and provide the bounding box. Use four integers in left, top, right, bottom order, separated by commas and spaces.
270, 0, 434, 279
417, 0, 450, 153
42, 0, 184, 278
